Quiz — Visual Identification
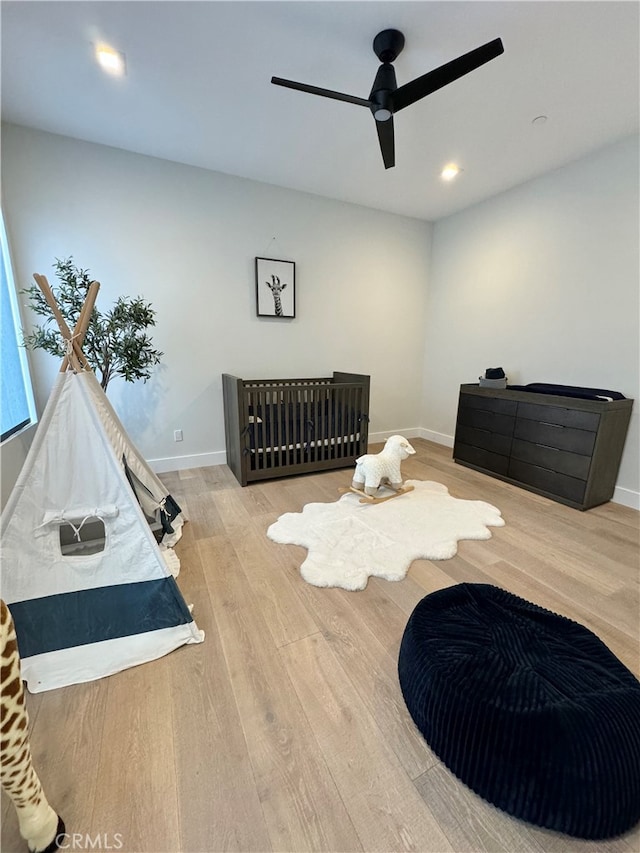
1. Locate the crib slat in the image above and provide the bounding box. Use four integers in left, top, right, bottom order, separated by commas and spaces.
310, 386, 318, 464
282, 386, 290, 466
346, 383, 354, 460
251, 387, 258, 471
322, 385, 328, 463
348, 383, 355, 458
272, 388, 278, 469
259, 387, 266, 470
341, 383, 349, 459
305, 386, 313, 464
347, 383, 355, 458
293, 386, 302, 463
321, 385, 328, 462
341, 383, 352, 460
333, 384, 342, 461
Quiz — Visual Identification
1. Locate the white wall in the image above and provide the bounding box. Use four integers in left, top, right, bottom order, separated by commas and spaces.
1, 124, 431, 482
3, 125, 637, 510
421, 134, 640, 508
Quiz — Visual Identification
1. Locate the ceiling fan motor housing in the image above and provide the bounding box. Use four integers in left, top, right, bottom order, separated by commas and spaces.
370, 31, 403, 121
369, 63, 397, 120
373, 29, 405, 63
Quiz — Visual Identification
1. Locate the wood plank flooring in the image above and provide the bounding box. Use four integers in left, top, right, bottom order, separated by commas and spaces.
2, 439, 639, 852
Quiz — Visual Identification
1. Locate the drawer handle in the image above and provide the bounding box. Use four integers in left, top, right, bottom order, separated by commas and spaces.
540, 421, 563, 428
536, 443, 559, 451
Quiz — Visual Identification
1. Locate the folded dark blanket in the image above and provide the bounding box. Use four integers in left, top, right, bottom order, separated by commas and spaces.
507, 383, 626, 401
247, 401, 362, 448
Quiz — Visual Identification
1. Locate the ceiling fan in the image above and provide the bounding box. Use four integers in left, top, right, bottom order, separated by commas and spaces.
272, 29, 504, 169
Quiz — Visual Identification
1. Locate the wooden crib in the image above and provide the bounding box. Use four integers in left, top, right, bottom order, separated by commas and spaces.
222, 372, 370, 486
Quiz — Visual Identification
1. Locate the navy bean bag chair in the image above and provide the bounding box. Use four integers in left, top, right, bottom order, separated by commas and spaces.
398, 584, 640, 839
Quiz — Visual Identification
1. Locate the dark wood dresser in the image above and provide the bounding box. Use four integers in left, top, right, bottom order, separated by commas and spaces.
453, 384, 633, 510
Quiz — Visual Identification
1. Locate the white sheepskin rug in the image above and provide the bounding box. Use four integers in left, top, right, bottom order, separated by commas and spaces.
267, 479, 504, 591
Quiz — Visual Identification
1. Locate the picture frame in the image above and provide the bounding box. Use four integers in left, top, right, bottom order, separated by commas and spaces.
255, 257, 296, 318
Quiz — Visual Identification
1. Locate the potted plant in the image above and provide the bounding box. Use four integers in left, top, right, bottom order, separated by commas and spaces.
22, 257, 163, 391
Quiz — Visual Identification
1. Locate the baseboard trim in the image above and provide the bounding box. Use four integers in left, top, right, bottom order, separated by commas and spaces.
148, 435, 638, 511
149, 450, 227, 474
414, 428, 455, 448
612, 486, 640, 511
368, 427, 435, 445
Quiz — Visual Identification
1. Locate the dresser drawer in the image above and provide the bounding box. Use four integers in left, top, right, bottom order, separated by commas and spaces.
454, 442, 510, 475
517, 401, 600, 431
455, 425, 513, 456
513, 418, 597, 456
457, 406, 516, 437
508, 459, 586, 504
511, 438, 591, 480
460, 393, 518, 416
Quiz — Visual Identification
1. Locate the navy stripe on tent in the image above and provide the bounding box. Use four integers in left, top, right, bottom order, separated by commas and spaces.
8, 578, 193, 658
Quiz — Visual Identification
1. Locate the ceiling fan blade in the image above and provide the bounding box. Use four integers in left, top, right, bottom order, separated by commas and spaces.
390, 38, 504, 113
271, 77, 371, 108
375, 116, 395, 169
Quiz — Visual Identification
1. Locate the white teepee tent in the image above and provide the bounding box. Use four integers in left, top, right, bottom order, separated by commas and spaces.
0, 275, 203, 692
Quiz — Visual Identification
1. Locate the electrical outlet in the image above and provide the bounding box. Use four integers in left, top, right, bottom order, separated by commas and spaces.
174, 429, 183, 442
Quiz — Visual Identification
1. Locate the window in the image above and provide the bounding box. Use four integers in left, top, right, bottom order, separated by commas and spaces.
1, 212, 35, 442
59, 517, 106, 556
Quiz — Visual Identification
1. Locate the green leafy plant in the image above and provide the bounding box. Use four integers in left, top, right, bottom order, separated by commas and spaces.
22, 257, 163, 391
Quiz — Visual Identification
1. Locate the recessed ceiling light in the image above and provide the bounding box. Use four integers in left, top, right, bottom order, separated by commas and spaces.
95, 44, 126, 76
441, 163, 462, 181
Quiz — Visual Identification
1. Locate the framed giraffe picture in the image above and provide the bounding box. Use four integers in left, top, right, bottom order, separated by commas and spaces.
256, 257, 296, 318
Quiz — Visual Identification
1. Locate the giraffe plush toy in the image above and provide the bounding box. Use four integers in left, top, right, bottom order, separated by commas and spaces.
1, 600, 64, 852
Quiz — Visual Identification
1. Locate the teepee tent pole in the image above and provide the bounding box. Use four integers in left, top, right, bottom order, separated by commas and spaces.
60, 281, 100, 373
33, 273, 89, 372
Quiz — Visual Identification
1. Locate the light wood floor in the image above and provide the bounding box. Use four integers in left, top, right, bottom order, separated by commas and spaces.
2, 439, 639, 853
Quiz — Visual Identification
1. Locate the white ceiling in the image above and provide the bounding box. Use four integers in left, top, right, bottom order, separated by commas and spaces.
2, 1, 638, 221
